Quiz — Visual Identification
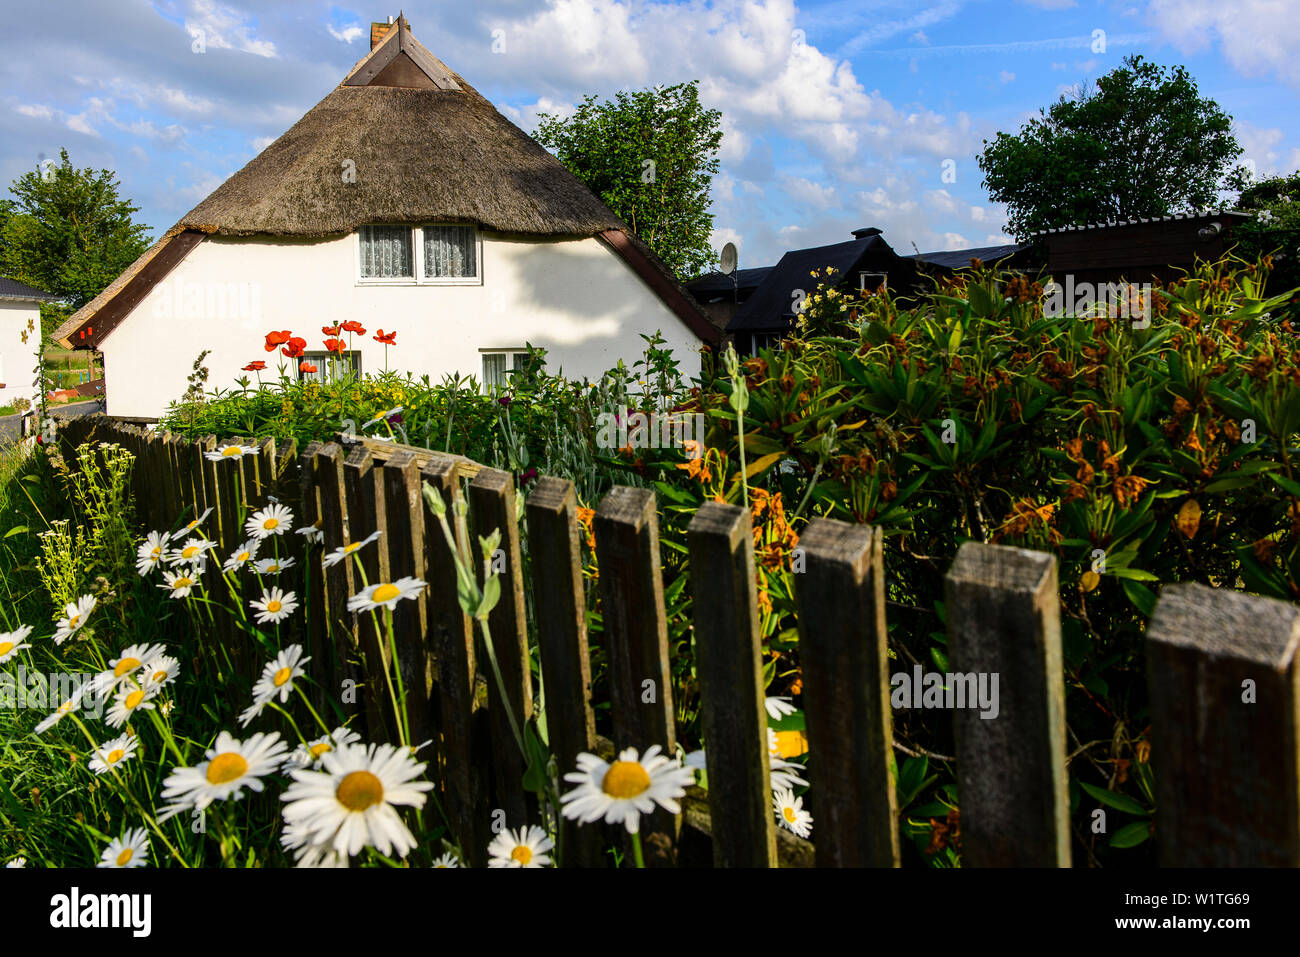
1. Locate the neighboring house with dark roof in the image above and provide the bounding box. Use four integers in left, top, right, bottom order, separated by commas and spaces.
0, 278, 56, 406
54, 15, 718, 419
725, 227, 924, 353
685, 266, 771, 335
911, 243, 1031, 271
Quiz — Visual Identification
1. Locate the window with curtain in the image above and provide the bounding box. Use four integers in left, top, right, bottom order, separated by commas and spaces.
481, 351, 528, 391
359, 226, 414, 279
423, 225, 478, 279
297, 350, 362, 383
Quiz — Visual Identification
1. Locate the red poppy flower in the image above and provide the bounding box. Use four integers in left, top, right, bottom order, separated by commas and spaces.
341, 320, 366, 335
281, 337, 307, 358
264, 330, 292, 352
322, 324, 342, 336
299, 361, 318, 374
373, 329, 397, 345
242, 360, 267, 372
323, 338, 347, 354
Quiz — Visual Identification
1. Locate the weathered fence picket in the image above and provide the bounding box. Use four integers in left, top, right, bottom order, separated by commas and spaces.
43, 412, 1300, 868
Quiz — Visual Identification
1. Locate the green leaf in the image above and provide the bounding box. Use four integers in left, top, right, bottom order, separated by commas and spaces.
1120, 578, 1157, 617
1110, 821, 1152, 848
475, 574, 501, 620
1079, 781, 1149, 816
3, 526, 28, 539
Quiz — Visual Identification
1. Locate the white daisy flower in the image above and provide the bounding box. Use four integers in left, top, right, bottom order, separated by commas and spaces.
280, 820, 349, 868
767, 728, 808, 791
140, 655, 181, 690
89, 734, 140, 775
53, 595, 96, 645
106, 682, 161, 729
98, 827, 149, 868
95, 643, 166, 695
159, 567, 202, 599
4, 858, 25, 868
432, 851, 460, 868
773, 787, 813, 838
253, 555, 296, 576
346, 576, 426, 614
222, 540, 261, 573
249, 588, 299, 625
0, 624, 33, 663
280, 741, 433, 859
135, 531, 169, 576
322, 530, 382, 568
158, 731, 288, 816
487, 825, 554, 868
245, 504, 294, 539
205, 443, 256, 462
34, 696, 81, 734
560, 745, 696, 834
284, 726, 363, 770
171, 507, 213, 541
296, 520, 325, 544
167, 536, 215, 567
765, 696, 797, 721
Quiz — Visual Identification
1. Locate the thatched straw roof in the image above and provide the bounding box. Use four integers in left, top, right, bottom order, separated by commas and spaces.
56, 17, 718, 347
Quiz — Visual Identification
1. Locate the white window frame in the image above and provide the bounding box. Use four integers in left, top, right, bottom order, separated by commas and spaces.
860, 271, 888, 294
296, 349, 362, 383
479, 348, 531, 392
356, 224, 483, 286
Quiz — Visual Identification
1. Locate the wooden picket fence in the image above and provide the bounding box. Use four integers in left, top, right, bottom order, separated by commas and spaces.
53, 413, 1300, 868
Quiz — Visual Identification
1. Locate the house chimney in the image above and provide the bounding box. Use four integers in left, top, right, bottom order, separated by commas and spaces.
852, 226, 882, 238
371, 16, 397, 50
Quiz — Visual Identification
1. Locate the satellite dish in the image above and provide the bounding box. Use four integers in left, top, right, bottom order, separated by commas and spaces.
720, 242, 738, 275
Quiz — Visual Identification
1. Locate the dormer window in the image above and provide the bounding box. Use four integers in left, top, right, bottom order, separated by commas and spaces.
358, 224, 481, 285
860, 271, 887, 294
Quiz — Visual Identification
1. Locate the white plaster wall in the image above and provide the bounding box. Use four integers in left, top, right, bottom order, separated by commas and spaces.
0, 300, 42, 406
100, 232, 705, 419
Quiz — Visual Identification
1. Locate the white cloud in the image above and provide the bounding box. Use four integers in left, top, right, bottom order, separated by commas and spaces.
1234, 120, 1300, 179
327, 23, 364, 45
185, 0, 277, 58
1147, 0, 1300, 85
998, 70, 1015, 84
16, 103, 56, 121
941, 231, 970, 249
783, 176, 839, 210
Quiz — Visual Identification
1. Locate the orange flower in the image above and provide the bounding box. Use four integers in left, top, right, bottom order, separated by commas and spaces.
341, 320, 366, 335
322, 324, 342, 337
374, 329, 397, 345
242, 360, 266, 372
264, 330, 292, 352
299, 361, 318, 374
281, 336, 306, 358
1113, 474, 1151, 508
323, 338, 347, 354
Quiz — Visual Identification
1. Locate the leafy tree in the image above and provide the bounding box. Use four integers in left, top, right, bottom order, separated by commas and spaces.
978, 56, 1248, 239
535, 81, 722, 279
0, 148, 152, 326
1234, 170, 1300, 303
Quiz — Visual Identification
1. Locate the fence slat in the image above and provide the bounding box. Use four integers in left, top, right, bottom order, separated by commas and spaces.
687, 500, 778, 868
1147, 582, 1300, 865
297, 441, 332, 712
593, 485, 677, 865
380, 451, 435, 754
944, 542, 1069, 867
469, 467, 536, 828
525, 477, 602, 867
344, 444, 391, 741
795, 517, 900, 868
421, 453, 489, 867
314, 442, 359, 723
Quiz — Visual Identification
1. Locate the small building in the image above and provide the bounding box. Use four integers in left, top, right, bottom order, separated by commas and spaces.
0, 278, 56, 407
685, 267, 772, 338
724, 227, 924, 354
53, 15, 717, 419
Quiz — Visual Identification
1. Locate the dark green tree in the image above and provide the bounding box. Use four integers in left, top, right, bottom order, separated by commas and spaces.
1234, 170, 1300, 304
978, 56, 1248, 239
535, 81, 722, 279
0, 148, 152, 326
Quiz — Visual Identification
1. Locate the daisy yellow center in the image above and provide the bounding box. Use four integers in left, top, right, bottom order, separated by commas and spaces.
601, 760, 651, 799
273, 666, 292, 686
206, 752, 248, 785
309, 742, 333, 758
262, 518, 279, 530
221, 446, 241, 457
266, 564, 279, 573
782, 806, 798, 823
173, 578, 193, 590
343, 542, 361, 554
124, 690, 145, 709
150, 547, 161, 558
0, 642, 12, 656
511, 845, 533, 865
237, 551, 251, 562
372, 583, 400, 603
336, 770, 384, 811
186, 521, 199, 531
152, 670, 168, 682
106, 749, 125, 764
69, 615, 80, 629
113, 657, 141, 678
182, 546, 200, 559
116, 848, 134, 866
266, 600, 282, 614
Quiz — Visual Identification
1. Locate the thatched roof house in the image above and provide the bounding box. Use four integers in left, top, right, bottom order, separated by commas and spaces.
58, 16, 716, 417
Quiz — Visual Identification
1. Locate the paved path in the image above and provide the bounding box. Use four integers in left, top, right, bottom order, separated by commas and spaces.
0, 399, 106, 445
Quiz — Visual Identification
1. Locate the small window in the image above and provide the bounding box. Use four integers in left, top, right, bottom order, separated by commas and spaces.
860, 271, 887, 294
359, 226, 413, 279
423, 225, 478, 279
297, 350, 362, 383
481, 350, 529, 391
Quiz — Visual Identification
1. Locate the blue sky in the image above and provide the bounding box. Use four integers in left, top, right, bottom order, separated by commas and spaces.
2, 0, 1297, 269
